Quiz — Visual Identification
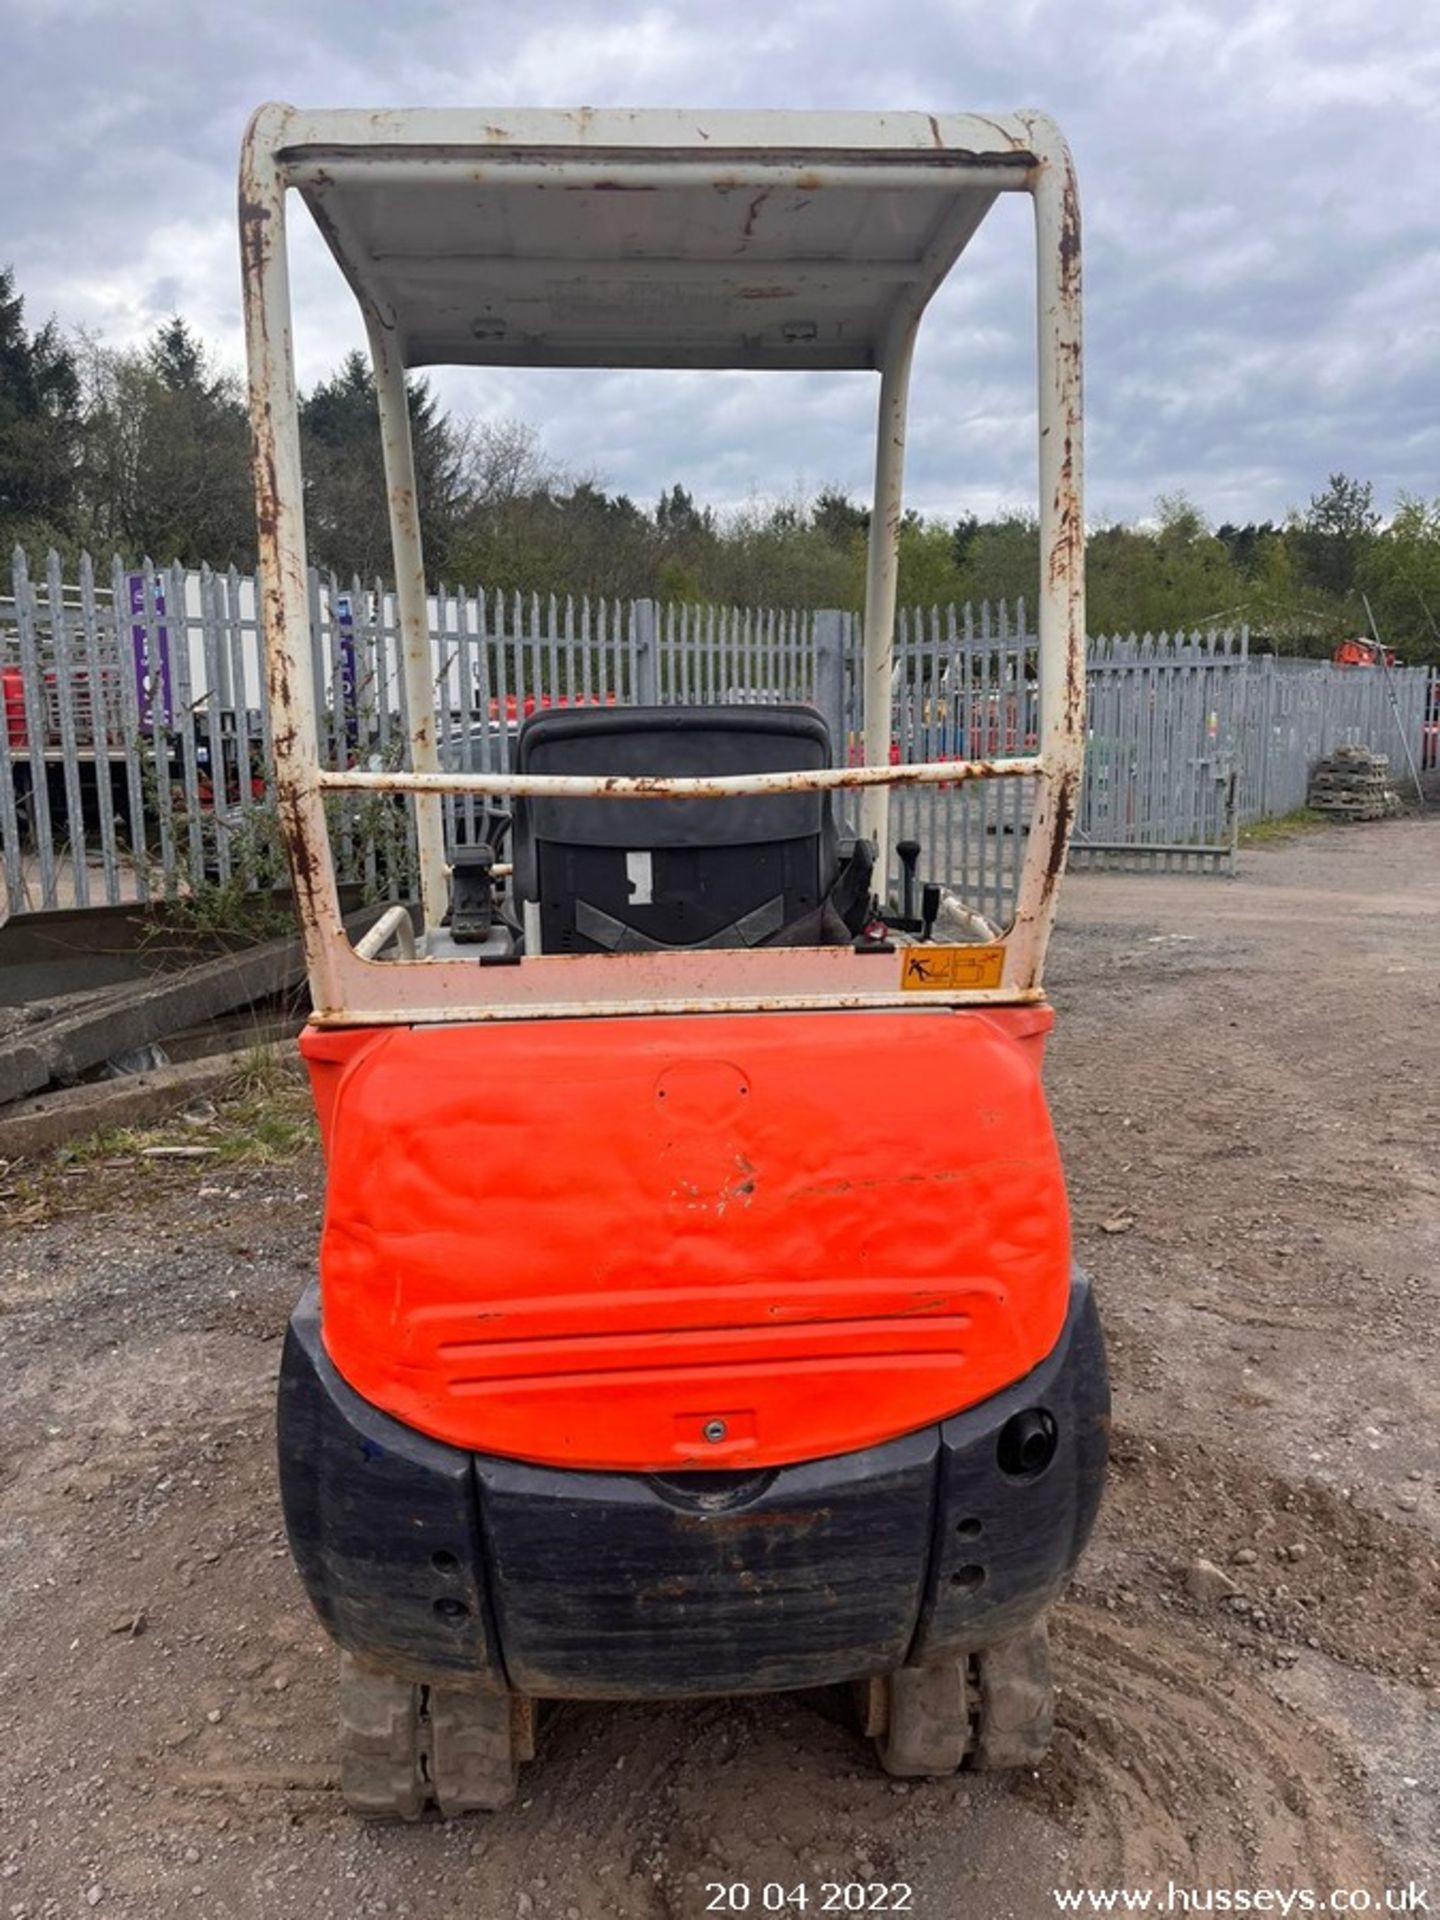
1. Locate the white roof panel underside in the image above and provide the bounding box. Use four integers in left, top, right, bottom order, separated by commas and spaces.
262, 107, 1048, 371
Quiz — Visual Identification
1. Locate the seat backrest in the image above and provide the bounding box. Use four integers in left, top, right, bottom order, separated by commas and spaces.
511, 704, 839, 953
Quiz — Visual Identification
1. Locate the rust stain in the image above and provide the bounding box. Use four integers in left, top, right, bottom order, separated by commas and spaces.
1036, 766, 1079, 917
1043, 168, 1085, 647
601, 760, 1016, 796
239, 152, 331, 943
1016, 145, 1087, 953
973, 113, 1028, 152
1046, 431, 1082, 598
741, 186, 772, 241
317, 756, 1037, 801
1058, 165, 1082, 287
237, 189, 280, 555
310, 985, 1050, 1029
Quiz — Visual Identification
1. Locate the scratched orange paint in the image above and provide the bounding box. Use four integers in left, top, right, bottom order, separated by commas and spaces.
302, 1006, 1070, 1472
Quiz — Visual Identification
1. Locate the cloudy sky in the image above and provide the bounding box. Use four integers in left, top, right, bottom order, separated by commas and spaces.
4, 0, 1437, 527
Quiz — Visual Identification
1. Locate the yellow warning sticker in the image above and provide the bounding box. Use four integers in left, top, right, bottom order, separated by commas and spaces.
899, 944, 1006, 991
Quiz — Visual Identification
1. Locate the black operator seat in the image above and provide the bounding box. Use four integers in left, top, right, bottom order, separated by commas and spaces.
510, 704, 875, 954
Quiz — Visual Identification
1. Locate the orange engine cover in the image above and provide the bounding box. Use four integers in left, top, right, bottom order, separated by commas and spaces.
301, 1006, 1071, 1472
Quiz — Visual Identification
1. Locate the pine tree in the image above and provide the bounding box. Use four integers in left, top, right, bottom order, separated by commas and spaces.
0, 264, 82, 548
300, 351, 463, 579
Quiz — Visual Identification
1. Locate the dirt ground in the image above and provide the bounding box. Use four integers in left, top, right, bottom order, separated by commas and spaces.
2, 816, 1437, 1920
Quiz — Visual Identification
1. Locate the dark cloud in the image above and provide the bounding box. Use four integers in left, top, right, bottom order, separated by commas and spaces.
3, 0, 1436, 525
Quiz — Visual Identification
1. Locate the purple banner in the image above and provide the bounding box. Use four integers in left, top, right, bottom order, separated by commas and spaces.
128, 572, 173, 730
335, 592, 359, 752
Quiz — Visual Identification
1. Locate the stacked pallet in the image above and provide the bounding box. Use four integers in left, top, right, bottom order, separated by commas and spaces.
1307, 744, 1403, 821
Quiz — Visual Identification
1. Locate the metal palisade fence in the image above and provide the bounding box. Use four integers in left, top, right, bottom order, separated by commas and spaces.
2, 548, 1436, 924
1079, 630, 1249, 869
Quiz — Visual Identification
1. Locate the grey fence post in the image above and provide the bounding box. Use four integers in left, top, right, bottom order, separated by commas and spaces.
1257, 652, 1273, 820
13, 547, 58, 909
0, 547, 26, 913
633, 598, 660, 705
813, 609, 847, 751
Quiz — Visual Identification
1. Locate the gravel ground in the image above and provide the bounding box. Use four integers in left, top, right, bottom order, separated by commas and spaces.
2, 814, 1437, 1919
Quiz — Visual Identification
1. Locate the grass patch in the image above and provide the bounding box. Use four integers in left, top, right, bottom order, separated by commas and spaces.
1240, 807, 1328, 845
82, 1049, 316, 1167
1, 1046, 318, 1230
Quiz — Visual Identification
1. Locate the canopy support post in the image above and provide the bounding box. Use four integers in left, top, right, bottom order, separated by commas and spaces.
1004, 130, 1085, 991
859, 326, 918, 872
238, 104, 348, 1012
366, 316, 449, 937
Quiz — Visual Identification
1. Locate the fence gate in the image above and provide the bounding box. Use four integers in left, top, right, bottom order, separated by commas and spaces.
1070, 632, 1247, 873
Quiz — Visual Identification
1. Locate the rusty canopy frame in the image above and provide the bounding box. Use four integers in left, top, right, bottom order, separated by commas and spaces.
238, 105, 1083, 1025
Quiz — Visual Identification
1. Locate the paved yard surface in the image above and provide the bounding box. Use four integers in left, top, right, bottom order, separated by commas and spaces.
2, 815, 1437, 1919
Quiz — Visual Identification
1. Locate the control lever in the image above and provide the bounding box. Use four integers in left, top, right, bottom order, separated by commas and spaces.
920, 883, 941, 943
896, 839, 921, 923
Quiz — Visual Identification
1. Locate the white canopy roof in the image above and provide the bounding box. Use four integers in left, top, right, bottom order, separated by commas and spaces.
262, 107, 1049, 371
239, 104, 1084, 1011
